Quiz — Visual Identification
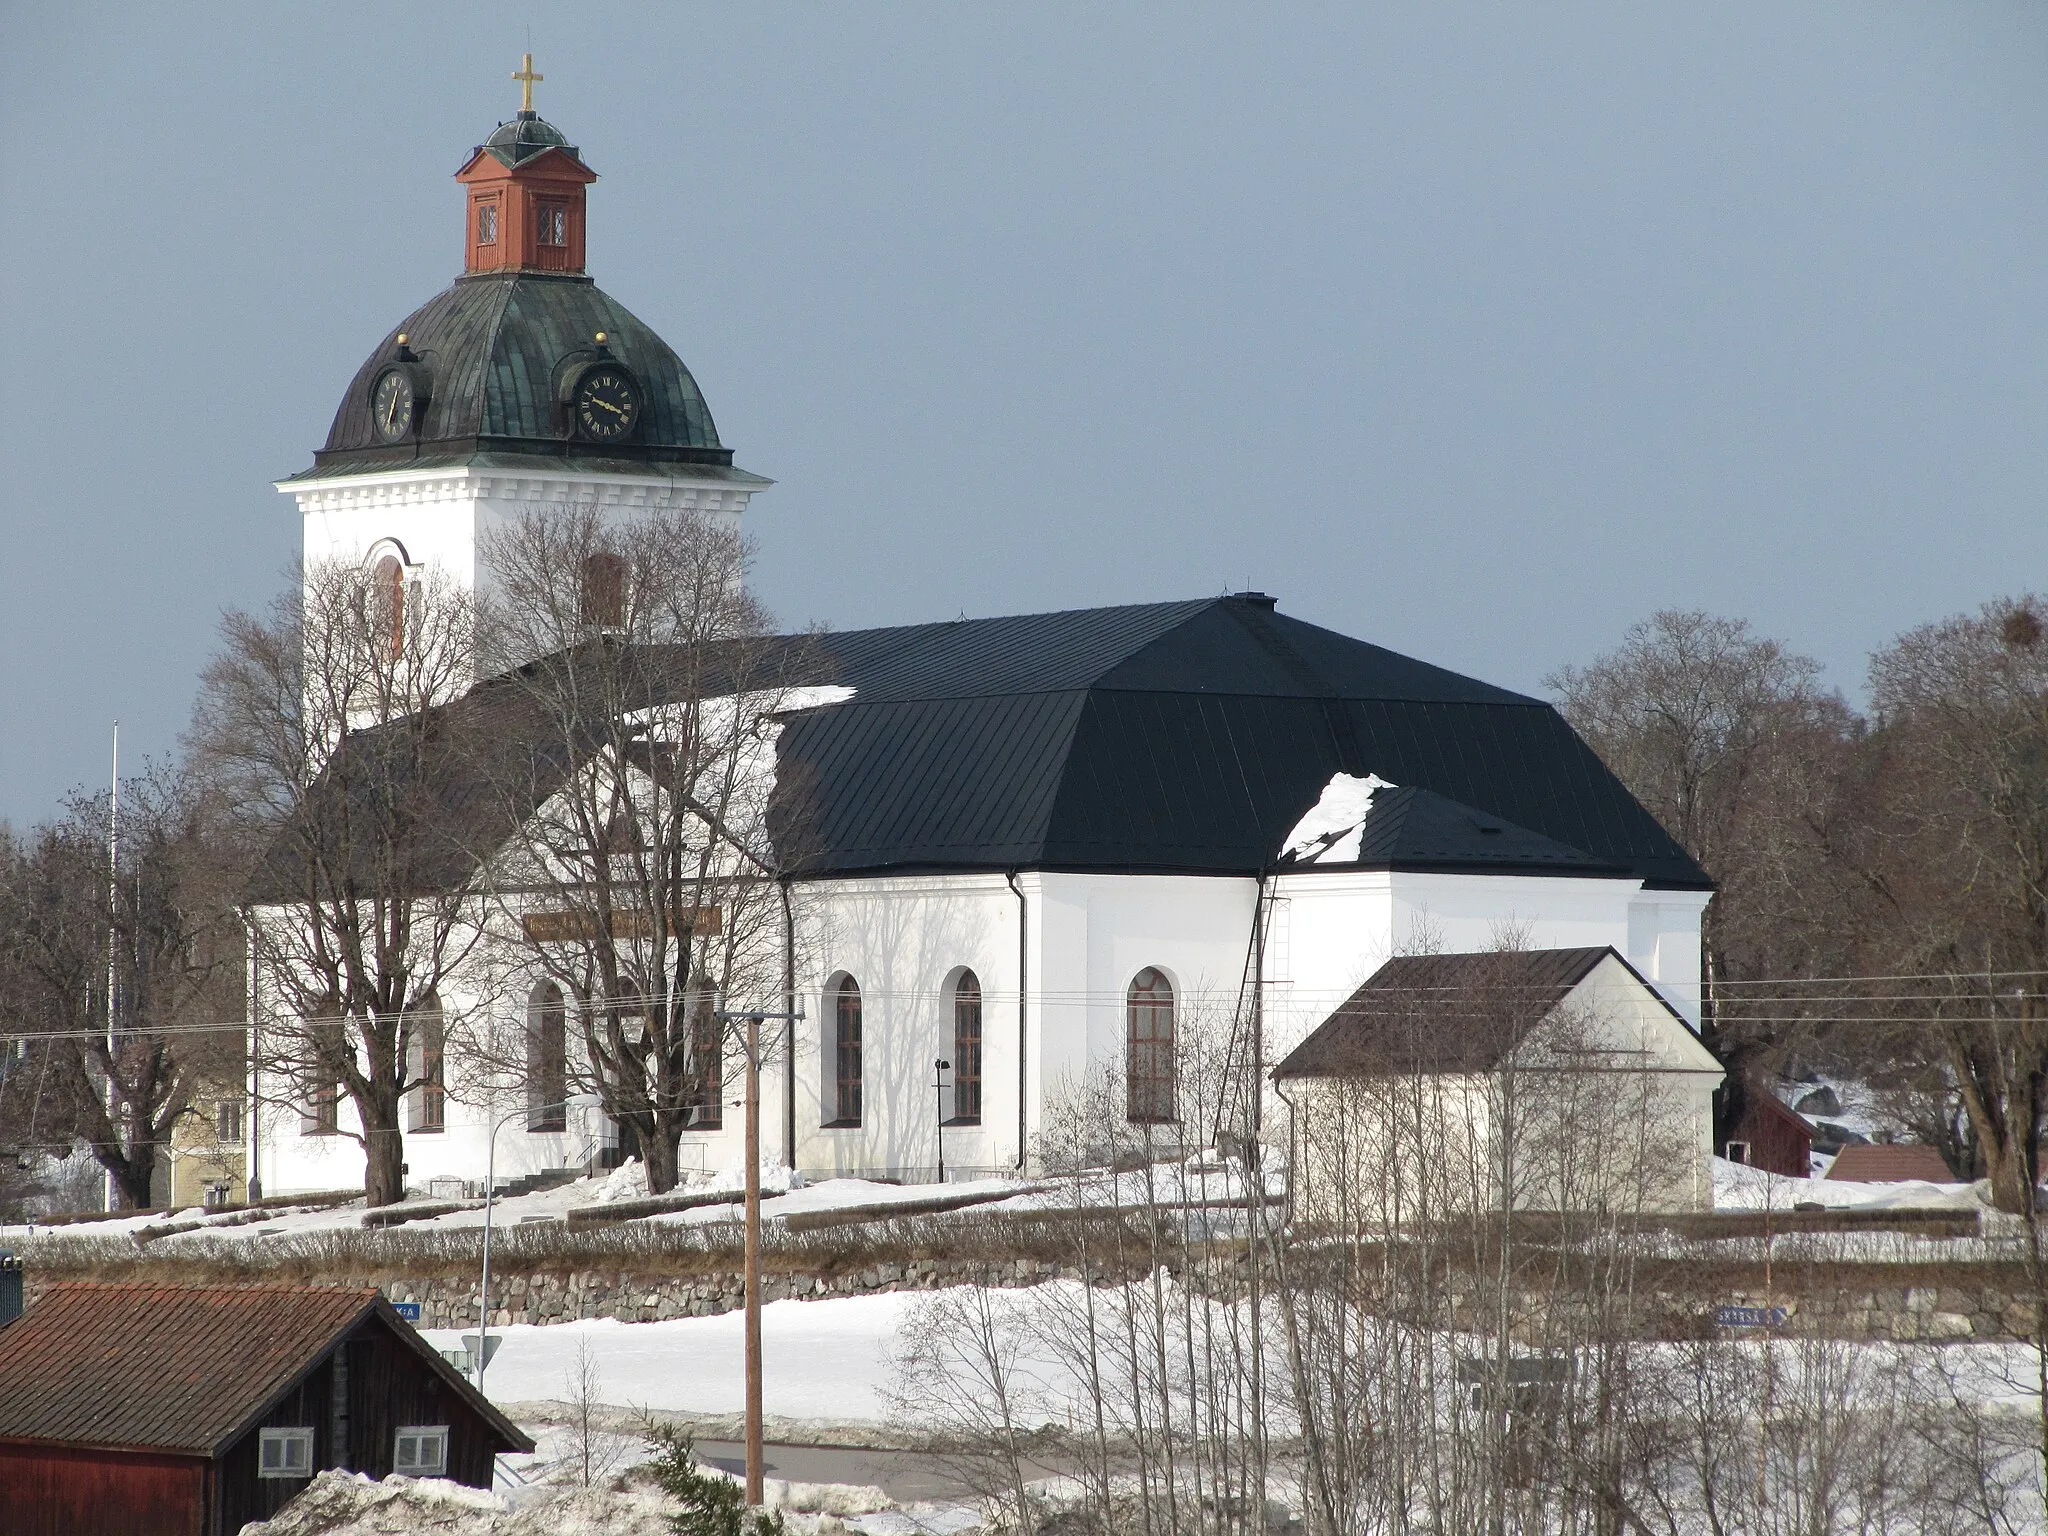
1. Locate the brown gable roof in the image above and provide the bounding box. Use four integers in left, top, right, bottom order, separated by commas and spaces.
1274, 947, 1636, 1079
1825, 1143, 1956, 1184
0, 1282, 532, 1457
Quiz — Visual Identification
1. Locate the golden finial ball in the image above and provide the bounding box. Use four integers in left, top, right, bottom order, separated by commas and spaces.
594, 331, 608, 344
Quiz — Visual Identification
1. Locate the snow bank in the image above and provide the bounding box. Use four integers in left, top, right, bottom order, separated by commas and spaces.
849, 1508, 987, 1536
235, 1466, 921, 1535
233, 1470, 521, 1534
1712, 1156, 1988, 1212
1278, 773, 1396, 864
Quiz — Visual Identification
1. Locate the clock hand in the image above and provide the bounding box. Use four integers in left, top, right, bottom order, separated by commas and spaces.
590, 395, 625, 417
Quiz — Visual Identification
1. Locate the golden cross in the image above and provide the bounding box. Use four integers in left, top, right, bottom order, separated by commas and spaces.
512, 53, 543, 113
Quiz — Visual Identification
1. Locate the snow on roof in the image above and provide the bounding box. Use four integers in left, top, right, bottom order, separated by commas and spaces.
1278, 772, 1396, 863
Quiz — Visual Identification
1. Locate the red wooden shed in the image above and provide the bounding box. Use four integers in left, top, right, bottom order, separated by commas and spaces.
0, 1281, 532, 1536
1722, 1091, 1813, 1179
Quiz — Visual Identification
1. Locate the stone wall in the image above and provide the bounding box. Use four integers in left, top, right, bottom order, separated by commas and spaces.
18, 1257, 2042, 1342
1722, 1281, 2035, 1343
22, 1255, 1066, 1331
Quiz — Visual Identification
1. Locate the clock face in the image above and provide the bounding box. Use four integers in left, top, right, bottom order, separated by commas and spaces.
372, 369, 415, 442
575, 367, 641, 442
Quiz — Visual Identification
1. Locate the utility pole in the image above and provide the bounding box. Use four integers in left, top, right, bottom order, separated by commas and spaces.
716, 1004, 803, 1508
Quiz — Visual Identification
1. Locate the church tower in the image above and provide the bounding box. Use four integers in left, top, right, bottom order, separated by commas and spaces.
278, 59, 767, 641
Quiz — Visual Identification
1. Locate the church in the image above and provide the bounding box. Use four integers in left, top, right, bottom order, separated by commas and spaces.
252, 73, 1716, 1201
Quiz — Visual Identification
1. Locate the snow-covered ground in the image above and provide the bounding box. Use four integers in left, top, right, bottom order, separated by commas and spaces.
0, 1164, 1045, 1246
423, 1290, 918, 1424
237, 1464, 978, 1536
1711, 1154, 1987, 1212
0, 1150, 1288, 1248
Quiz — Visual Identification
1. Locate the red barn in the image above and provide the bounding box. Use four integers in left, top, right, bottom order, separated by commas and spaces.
0, 1280, 532, 1536
1722, 1091, 1813, 1179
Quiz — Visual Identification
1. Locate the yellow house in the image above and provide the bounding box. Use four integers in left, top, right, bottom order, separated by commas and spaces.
166, 1090, 248, 1209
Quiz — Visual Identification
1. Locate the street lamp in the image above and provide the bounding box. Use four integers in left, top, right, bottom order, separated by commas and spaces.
933, 1058, 951, 1184
472, 1095, 586, 1389
714, 1004, 803, 1510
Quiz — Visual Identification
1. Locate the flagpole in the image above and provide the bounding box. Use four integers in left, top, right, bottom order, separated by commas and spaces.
104, 721, 118, 1211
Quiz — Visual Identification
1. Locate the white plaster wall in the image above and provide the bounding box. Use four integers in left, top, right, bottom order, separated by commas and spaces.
1054, 871, 1261, 1092
253, 865, 1710, 1194
792, 871, 1267, 1177
1625, 891, 1712, 1026
253, 957, 609, 1199
284, 466, 753, 635
1267, 870, 1658, 1062
792, 874, 1031, 1177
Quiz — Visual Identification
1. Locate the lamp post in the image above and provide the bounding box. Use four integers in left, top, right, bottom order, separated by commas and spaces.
715, 1004, 803, 1509
933, 1058, 951, 1184
473, 1095, 583, 1388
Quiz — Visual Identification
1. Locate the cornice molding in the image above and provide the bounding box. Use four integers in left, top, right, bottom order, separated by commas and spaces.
284, 469, 752, 517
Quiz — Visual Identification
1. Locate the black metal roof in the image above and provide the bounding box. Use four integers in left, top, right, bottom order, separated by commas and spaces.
252, 597, 1709, 901
300, 272, 742, 478
768, 596, 1710, 887
1288, 783, 1630, 877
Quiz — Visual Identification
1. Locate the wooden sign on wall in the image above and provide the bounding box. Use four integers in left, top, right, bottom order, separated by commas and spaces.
522, 907, 722, 943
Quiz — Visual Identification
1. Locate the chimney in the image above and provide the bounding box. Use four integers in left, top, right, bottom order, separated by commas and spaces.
0, 1251, 21, 1327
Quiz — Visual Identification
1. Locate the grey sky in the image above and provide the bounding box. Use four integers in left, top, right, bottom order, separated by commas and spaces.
4, 4, 2046, 827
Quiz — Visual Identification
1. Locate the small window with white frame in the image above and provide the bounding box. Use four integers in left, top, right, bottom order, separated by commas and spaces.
394, 1425, 449, 1477
216, 1098, 242, 1145
258, 1426, 314, 1479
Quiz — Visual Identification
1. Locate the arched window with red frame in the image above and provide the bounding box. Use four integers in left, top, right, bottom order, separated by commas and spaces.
1126, 968, 1176, 1124
581, 551, 628, 629
371, 554, 405, 658
527, 983, 567, 1133
408, 999, 446, 1133
829, 975, 863, 1127
950, 970, 982, 1124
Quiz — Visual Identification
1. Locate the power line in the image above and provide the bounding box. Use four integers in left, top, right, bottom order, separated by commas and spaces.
13, 966, 2048, 1050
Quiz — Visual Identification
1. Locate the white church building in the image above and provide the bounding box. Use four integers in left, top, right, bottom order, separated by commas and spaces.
251, 88, 1714, 1200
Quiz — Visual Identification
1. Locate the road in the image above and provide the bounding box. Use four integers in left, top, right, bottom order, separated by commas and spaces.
689, 1440, 1068, 1505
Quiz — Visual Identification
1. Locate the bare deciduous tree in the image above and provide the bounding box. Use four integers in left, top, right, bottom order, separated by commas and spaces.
1547, 613, 1862, 1121
190, 558, 484, 1207
0, 770, 243, 1209
461, 505, 819, 1194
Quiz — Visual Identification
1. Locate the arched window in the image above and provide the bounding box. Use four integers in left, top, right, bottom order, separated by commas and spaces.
829, 975, 863, 1127
372, 554, 405, 658
1126, 968, 1176, 1124
527, 982, 567, 1132
688, 995, 723, 1130
302, 1027, 341, 1135
581, 551, 628, 629
950, 970, 982, 1125
408, 999, 446, 1133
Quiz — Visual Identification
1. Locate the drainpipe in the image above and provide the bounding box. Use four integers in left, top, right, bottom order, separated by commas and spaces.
780, 875, 797, 1169
1272, 1076, 1301, 1227
1005, 871, 1028, 1171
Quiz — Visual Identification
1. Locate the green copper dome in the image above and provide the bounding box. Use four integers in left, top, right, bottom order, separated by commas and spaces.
304, 272, 749, 478
481, 110, 581, 169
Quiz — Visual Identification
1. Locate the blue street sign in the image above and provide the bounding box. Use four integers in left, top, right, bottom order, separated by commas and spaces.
1715, 1304, 1788, 1329
391, 1300, 422, 1322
